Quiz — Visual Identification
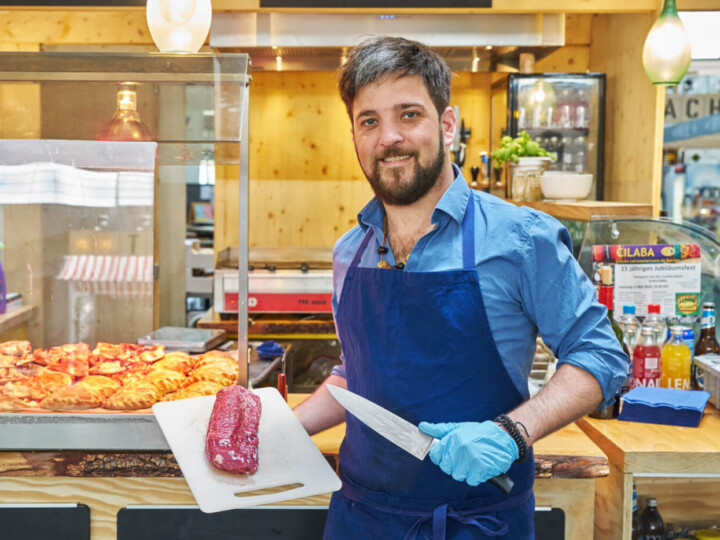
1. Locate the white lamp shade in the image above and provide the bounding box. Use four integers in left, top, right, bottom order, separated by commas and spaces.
642, 12, 692, 85
146, 0, 212, 54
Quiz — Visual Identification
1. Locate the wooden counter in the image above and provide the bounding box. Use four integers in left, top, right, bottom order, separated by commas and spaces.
577, 406, 720, 538
0, 394, 609, 540
0, 305, 35, 341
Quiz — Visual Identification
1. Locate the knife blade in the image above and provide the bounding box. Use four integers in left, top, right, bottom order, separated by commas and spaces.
327, 384, 514, 495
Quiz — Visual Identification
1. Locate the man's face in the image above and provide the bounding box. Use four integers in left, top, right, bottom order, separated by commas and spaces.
351, 74, 456, 206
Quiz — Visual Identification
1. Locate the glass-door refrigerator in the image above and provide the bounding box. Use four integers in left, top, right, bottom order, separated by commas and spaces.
506, 73, 606, 200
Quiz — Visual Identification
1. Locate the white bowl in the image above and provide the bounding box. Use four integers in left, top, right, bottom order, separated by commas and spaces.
540, 172, 593, 201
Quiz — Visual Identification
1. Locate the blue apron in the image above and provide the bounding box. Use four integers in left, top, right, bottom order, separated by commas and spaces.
324, 197, 535, 540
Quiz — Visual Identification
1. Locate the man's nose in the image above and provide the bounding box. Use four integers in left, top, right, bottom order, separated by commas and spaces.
378, 121, 403, 147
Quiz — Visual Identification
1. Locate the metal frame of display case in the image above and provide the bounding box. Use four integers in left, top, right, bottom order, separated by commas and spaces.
0, 52, 250, 450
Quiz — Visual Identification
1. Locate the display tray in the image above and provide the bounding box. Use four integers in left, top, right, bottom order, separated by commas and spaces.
137, 327, 227, 354
0, 411, 170, 451
0, 340, 241, 449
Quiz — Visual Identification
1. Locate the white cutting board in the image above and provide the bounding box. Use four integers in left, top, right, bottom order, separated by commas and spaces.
152, 387, 341, 513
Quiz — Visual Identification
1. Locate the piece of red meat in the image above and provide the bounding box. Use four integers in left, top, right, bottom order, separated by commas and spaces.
205, 385, 262, 474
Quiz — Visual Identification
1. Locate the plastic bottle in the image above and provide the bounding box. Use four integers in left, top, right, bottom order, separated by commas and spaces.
646, 304, 668, 348
618, 304, 641, 354
661, 326, 692, 390
639, 498, 665, 540
632, 326, 662, 389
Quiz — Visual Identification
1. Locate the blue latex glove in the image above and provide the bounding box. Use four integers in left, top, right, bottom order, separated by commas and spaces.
418, 421, 519, 486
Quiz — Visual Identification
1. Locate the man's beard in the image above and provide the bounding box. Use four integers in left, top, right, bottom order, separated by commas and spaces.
362, 134, 446, 206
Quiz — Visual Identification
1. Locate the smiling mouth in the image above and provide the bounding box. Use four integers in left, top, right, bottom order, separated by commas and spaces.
381, 155, 411, 163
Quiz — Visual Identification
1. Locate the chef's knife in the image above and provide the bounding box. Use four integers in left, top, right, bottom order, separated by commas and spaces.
326, 384, 514, 495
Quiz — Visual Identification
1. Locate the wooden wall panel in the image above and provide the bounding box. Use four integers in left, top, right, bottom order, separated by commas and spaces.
565, 14, 593, 45
249, 71, 362, 183
589, 13, 665, 211
534, 46, 590, 73
0, 11, 152, 45
248, 179, 374, 247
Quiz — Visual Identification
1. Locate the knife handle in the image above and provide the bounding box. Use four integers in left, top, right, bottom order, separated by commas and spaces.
489, 473, 514, 495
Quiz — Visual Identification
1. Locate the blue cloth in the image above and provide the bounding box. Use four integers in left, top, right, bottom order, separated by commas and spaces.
330, 164, 627, 408
618, 387, 711, 427
256, 340, 284, 360
324, 194, 535, 540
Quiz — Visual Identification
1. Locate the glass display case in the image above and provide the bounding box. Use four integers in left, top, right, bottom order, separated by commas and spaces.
0, 52, 249, 449
507, 73, 606, 200
575, 216, 720, 333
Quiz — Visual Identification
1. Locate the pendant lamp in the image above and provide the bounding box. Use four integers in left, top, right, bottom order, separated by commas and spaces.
146, 0, 212, 54
96, 83, 153, 142
642, 0, 692, 85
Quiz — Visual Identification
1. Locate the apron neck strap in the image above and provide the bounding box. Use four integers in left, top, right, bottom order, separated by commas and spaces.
350, 228, 374, 269
461, 195, 475, 270
349, 194, 476, 271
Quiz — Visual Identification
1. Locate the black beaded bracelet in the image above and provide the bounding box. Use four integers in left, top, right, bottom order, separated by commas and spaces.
495, 414, 530, 464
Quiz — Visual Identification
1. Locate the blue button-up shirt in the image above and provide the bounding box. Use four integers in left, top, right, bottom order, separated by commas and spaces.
330, 166, 627, 407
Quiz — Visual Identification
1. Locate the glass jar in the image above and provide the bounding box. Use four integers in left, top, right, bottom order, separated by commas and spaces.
512, 171, 527, 202
524, 170, 543, 202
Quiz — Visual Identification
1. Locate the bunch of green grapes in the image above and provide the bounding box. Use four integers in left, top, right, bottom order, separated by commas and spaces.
492, 131, 556, 165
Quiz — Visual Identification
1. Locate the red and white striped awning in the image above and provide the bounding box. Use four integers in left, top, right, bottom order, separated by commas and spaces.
57, 255, 153, 297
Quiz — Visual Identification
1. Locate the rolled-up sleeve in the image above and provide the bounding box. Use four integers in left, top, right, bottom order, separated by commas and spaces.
518, 211, 628, 407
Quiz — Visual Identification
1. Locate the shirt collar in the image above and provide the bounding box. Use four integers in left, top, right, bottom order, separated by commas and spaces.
357, 163, 471, 231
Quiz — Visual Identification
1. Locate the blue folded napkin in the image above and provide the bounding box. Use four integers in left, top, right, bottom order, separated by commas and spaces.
256, 340, 285, 360
618, 387, 711, 427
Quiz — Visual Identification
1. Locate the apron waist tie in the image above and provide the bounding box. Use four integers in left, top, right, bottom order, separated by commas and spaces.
340, 482, 531, 540
405, 502, 508, 540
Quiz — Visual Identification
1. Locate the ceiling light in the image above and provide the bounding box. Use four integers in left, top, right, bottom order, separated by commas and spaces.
146, 0, 212, 54
642, 0, 692, 85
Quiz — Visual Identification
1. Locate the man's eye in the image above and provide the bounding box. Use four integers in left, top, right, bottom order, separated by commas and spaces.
404, 111, 418, 119
361, 118, 377, 127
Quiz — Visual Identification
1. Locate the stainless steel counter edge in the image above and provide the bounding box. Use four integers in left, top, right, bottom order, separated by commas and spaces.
0, 414, 171, 451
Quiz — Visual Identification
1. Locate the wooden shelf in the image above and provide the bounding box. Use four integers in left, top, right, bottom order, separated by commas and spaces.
504, 200, 654, 222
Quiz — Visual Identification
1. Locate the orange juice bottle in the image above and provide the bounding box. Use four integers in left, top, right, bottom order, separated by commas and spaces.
661, 326, 691, 390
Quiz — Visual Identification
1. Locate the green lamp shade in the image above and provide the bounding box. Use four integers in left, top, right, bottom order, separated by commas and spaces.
642, 5, 692, 85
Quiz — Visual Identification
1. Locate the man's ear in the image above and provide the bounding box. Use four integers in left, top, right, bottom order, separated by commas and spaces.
440, 106, 457, 147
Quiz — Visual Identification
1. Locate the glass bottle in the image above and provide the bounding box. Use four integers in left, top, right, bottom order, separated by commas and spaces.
631, 482, 642, 540
632, 327, 662, 389
660, 326, 691, 390
96, 83, 153, 142
639, 498, 665, 540
693, 302, 720, 390
646, 304, 668, 348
